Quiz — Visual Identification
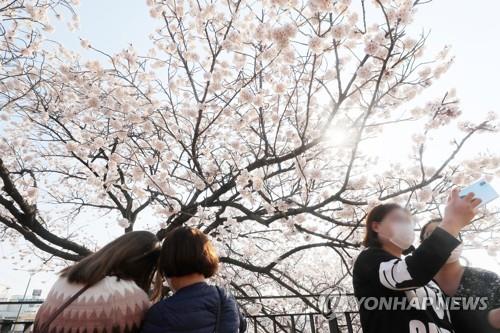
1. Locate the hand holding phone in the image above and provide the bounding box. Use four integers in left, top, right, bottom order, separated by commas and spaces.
459, 179, 499, 207
441, 188, 482, 236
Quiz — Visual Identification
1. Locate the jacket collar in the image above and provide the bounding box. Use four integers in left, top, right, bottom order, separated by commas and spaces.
173, 281, 208, 294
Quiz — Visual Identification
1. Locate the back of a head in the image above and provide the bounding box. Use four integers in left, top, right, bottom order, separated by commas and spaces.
159, 226, 219, 278
61, 230, 160, 291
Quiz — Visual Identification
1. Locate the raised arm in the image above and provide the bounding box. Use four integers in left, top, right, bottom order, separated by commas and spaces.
355, 188, 481, 291
378, 227, 460, 290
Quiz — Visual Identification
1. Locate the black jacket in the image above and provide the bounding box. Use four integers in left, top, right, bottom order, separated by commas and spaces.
353, 227, 461, 333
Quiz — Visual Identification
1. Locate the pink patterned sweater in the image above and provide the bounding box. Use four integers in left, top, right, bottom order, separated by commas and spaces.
34, 276, 151, 333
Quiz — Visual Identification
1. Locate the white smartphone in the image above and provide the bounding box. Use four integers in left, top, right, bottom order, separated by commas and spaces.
459, 179, 499, 207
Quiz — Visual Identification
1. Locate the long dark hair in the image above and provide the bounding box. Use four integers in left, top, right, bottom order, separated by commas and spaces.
363, 203, 405, 247
61, 231, 160, 293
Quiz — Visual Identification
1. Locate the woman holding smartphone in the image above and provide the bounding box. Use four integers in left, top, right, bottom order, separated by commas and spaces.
353, 189, 481, 333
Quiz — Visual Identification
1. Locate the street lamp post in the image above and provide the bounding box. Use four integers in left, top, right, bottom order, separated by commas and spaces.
11, 269, 36, 333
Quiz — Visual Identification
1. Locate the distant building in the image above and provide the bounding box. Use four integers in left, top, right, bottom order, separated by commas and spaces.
0, 289, 43, 333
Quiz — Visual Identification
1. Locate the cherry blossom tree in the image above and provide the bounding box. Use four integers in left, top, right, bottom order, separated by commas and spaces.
1, 0, 499, 324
